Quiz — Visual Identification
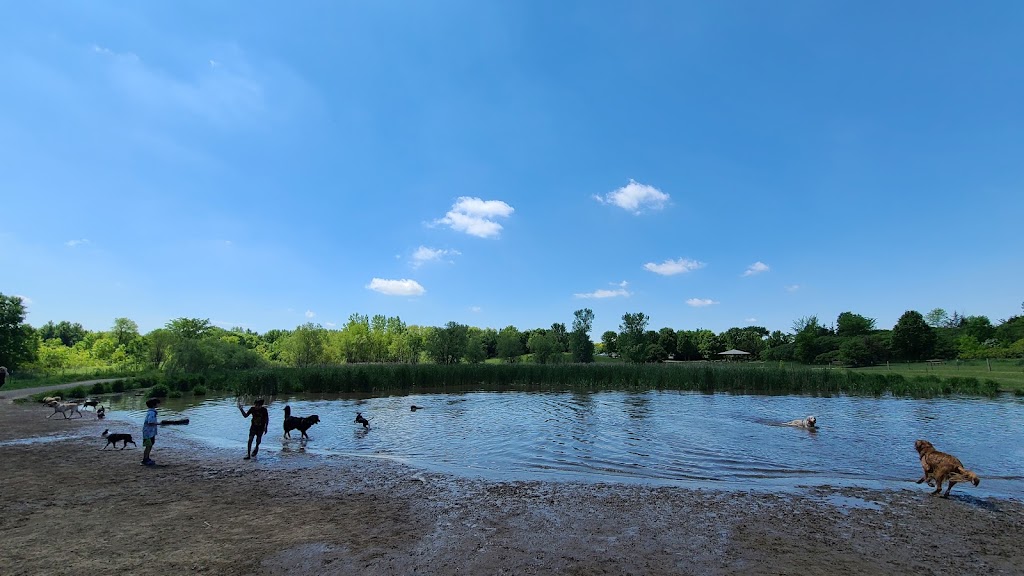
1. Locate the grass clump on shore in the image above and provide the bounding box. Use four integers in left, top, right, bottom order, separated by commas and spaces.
226, 363, 1001, 398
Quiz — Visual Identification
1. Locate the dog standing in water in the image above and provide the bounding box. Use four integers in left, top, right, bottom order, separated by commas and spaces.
915, 439, 980, 497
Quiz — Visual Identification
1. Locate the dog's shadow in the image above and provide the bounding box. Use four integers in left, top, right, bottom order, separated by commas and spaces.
946, 493, 1000, 511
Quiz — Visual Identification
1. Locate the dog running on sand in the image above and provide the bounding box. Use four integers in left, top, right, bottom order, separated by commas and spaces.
914, 439, 980, 497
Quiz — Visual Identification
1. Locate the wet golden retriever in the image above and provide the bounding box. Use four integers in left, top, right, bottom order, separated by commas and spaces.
914, 439, 980, 497
784, 415, 816, 429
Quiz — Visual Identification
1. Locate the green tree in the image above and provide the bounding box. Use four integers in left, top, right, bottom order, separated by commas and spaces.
600, 330, 618, 356
890, 310, 936, 361
960, 315, 995, 343
657, 328, 677, 359
166, 317, 213, 340
617, 312, 649, 364
0, 294, 36, 370
111, 317, 140, 349
280, 323, 328, 367
675, 331, 700, 361
550, 323, 569, 353
425, 322, 469, 365
569, 308, 595, 363
464, 330, 488, 364
496, 325, 525, 363
924, 308, 949, 328
836, 312, 876, 337
528, 331, 559, 364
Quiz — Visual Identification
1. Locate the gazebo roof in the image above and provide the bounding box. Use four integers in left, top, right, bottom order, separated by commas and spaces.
717, 349, 751, 355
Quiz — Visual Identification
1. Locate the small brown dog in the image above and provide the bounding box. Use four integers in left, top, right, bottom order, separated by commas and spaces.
914, 439, 980, 497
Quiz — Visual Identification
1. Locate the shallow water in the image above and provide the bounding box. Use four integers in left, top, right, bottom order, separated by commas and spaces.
104, 390, 1024, 498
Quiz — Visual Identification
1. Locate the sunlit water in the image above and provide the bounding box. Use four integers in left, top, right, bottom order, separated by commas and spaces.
103, 391, 1024, 498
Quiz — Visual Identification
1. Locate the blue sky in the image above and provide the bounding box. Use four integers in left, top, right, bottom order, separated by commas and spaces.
2, 1, 1022, 338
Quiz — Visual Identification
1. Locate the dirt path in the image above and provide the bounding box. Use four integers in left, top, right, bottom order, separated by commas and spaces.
1, 400, 1021, 575
0, 378, 123, 401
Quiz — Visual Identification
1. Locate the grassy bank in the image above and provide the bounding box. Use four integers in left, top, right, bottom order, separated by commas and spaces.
0, 367, 140, 392
226, 363, 1001, 398
849, 359, 1024, 394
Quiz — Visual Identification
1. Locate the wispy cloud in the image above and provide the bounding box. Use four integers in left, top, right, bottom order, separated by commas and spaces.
686, 298, 719, 307
411, 246, 460, 268
366, 278, 426, 296
594, 180, 670, 214
89, 42, 266, 127
470, 306, 482, 313
644, 258, 705, 276
745, 317, 758, 323
742, 261, 770, 277
434, 197, 514, 238
65, 239, 90, 248
785, 284, 801, 292
574, 280, 632, 299
305, 310, 316, 319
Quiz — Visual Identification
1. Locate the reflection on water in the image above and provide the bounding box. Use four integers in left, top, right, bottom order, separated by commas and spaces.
104, 390, 1024, 498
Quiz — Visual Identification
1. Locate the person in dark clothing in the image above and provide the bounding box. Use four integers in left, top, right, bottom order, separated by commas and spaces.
238, 398, 269, 460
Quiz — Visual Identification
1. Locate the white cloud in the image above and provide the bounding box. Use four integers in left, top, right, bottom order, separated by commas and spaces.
411, 246, 461, 268
742, 261, 770, 277
65, 239, 90, 248
644, 258, 705, 276
785, 284, 801, 292
574, 288, 630, 299
686, 298, 719, 307
745, 317, 758, 323
594, 180, 670, 214
305, 310, 316, 319
434, 197, 514, 238
574, 280, 632, 299
366, 278, 426, 296
470, 306, 482, 313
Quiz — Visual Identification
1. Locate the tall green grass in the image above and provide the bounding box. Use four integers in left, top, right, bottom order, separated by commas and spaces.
226, 363, 1000, 398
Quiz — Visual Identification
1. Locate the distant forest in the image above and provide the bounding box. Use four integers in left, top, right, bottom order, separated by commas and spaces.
1, 292, 1022, 374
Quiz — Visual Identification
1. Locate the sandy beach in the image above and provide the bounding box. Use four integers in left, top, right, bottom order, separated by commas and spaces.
1, 387, 1022, 575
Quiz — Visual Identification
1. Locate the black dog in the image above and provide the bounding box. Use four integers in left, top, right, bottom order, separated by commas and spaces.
83, 399, 100, 410
101, 429, 136, 450
355, 412, 369, 429
283, 405, 320, 439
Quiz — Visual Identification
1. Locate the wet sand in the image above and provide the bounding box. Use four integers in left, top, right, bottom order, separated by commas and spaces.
2, 390, 1022, 575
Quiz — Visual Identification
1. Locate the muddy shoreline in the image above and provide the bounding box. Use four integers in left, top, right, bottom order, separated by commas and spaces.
1, 395, 1022, 575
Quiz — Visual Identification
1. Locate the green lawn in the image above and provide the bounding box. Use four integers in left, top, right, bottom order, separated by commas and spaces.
0, 367, 132, 391
849, 359, 1024, 393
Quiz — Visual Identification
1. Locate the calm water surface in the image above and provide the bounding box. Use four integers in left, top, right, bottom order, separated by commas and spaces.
106, 391, 1024, 498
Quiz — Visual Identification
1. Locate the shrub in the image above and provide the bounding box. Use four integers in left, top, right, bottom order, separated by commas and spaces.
168, 390, 183, 399
90, 382, 108, 395
147, 384, 170, 398
193, 385, 208, 396
66, 386, 88, 399
111, 380, 126, 393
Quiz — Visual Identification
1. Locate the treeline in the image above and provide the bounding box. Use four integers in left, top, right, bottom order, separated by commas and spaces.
1, 292, 1022, 376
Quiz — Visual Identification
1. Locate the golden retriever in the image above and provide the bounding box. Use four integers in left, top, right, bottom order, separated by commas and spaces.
784, 415, 816, 429
914, 439, 980, 497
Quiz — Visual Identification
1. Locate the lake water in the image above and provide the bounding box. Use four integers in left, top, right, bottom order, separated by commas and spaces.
105, 390, 1024, 498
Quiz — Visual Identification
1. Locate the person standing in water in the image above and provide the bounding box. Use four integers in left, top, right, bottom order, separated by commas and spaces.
141, 398, 160, 466
238, 398, 269, 460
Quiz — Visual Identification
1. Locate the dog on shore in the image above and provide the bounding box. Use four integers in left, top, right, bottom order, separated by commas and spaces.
355, 412, 370, 429
83, 399, 100, 410
914, 439, 980, 497
47, 401, 82, 419
96, 405, 106, 419
283, 405, 320, 439
42, 396, 62, 404
784, 415, 816, 429
101, 429, 137, 450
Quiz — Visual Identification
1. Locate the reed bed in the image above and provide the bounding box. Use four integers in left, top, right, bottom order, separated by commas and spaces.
225, 363, 1000, 398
